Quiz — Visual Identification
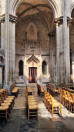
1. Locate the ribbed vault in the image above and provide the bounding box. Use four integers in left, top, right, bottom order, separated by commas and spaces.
11, 0, 59, 18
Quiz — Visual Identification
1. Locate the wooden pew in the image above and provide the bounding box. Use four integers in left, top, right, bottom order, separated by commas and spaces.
26, 87, 32, 96
11, 83, 19, 97
28, 95, 38, 120
37, 84, 44, 96
59, 87, 74, 112
47, 83, 58, 95
0, 89, 15, 120
44, 90, 62, 117
25, 87, 38, 120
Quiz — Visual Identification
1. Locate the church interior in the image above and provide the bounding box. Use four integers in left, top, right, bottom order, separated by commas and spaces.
0, 0, 74, 132
15, 0, 56, 85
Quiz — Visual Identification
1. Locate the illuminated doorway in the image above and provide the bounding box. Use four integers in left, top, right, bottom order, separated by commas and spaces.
29, 67, 37, 83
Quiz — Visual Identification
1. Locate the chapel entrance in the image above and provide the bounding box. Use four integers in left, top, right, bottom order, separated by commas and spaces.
29, 67, 37, 83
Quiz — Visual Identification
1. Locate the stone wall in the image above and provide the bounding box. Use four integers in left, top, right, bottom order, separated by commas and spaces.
1, 0, 74, 86
15, 12, 56, 84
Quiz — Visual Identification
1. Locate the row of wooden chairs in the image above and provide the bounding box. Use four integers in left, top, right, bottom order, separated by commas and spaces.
0, 89, 15, 120
11, 83, 19, 96
25, 87, 38, 120
37, 84, 44, 96
25, 87, 33, 104
27, 95, 38, 120
59, 88, 74, 112
46, 84, 58, 94
26, 87, 32, 96
44, 90, 62, 117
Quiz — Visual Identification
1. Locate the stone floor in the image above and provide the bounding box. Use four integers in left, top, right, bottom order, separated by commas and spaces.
0, 85, 74, 132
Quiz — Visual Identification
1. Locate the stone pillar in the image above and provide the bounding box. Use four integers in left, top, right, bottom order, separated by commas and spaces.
48, 33, 55, 82
50, 39, 54, 82
63, 16, 70, 83
49, 36, 53, 82
9, 15, 16, 83
1, 21, 5, 50
0, 14, 9, 88
0, 15, 5, 50
55, 17, 64, 84
55, 16, 70, 84
0, 14, 16, 89
4, 0, 10, 87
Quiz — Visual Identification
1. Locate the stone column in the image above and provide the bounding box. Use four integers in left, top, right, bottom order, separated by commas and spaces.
63, 16, 70, 83
0, 1, 16, 90
55, 17, 64, 85
4, 0, 10, 88
9, 15, 16, 83
1, 22, 5, 50
1, 14, 16, 88
0, 14, 9, 88
50, 37, 54, 82
0, 15, 5, 50
48, 33, 55, 82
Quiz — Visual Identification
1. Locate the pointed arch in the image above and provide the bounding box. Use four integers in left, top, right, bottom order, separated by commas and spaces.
69, 2, 74, 18
10, 0, 60, 18
42, 61, 47, 75
19, 60, 23, 76
26, 22, 38, 40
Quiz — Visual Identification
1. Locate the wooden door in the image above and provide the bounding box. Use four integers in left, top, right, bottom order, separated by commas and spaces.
29, 67, 37, 83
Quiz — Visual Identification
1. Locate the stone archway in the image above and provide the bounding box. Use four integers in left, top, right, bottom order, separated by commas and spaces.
15, 0, 57, 84
2, 0, 71, 87
11, 0, 59, 18
19, 60, 24, 76
6, 0, 69, 85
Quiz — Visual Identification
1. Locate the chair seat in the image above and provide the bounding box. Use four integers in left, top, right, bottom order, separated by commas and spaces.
1, 102, 11, 106
0, 106, 9, 110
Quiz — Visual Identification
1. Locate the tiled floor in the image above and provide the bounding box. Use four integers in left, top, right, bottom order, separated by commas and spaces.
0, 86, 74, 132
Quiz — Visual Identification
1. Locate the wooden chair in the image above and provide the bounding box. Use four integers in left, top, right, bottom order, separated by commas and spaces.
0, 106, 9, 120
27, 96, 38, 120
11, 83, 19, 97
59, 87, 74, 112
44, 91, 62, 117
69, 93, 74, 112
0, 89, 15, 120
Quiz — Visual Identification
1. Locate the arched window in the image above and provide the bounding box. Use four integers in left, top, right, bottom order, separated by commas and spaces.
27, 22, 37, 40
42, 61, 47, 75
19, 60, 23, 76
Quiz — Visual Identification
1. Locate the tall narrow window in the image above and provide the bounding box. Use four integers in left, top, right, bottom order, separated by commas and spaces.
19, 60, 23, 76
42, 61, 47, 75
25, 32, 27, 40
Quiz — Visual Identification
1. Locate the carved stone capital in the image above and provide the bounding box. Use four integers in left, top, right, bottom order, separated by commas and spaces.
0, 14, 5, 23
9, 14, 17, 23
0, 14, 17, 23
54, 16, 63, 26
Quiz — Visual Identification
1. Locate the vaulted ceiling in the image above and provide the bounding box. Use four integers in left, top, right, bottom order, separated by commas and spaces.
16, 0, 54, 21
16, 0, 53, 17
16, 0, 55, 31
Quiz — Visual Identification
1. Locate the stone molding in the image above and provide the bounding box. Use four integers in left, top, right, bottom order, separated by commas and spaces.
9, 14, 17, 23
54, 16, 63, 26
0, 14, 5, 23
0, 14, 17, 23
